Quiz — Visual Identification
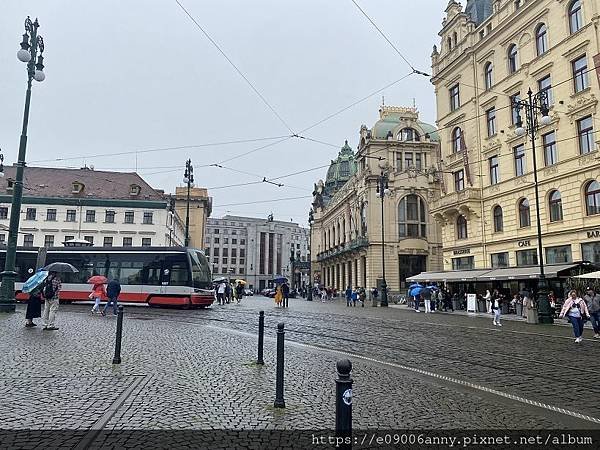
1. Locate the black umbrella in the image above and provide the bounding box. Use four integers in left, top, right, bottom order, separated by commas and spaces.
43, 262, 79, 273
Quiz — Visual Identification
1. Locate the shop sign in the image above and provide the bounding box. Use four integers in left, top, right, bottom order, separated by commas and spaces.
453, 249, 470, 255
587, 230, 600, 239
518, 240, 531, 247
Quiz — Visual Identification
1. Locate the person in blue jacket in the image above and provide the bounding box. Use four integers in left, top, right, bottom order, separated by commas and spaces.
102, 279, 122, 316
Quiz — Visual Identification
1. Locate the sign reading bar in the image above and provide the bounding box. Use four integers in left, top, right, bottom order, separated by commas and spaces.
518, 240, 531, 247
453, 249, 470, 255
587, 230, 600, 239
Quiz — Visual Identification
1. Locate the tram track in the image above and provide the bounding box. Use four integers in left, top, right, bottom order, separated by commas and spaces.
77, 304, 600, 379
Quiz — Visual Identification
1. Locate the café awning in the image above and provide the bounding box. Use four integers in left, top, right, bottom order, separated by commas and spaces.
406, 263, 585, 283
477, 263, 579, 280
406, 269, 492, 283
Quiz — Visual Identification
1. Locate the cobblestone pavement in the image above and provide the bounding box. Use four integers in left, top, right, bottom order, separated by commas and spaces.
0, 297, 598, 448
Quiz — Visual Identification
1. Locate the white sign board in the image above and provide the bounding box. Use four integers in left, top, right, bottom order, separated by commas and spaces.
467, 293, 477, 312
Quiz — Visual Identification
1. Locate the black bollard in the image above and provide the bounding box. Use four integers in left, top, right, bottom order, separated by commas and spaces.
273, 322, 285, 408
112, 306, 124, 365
335, 359, 352, 448
257, 311, 265, 365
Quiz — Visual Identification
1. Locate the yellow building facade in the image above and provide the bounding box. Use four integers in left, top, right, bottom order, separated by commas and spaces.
430, 0, 600, 273
173, 186, 212, 249
311, 107, 443, 296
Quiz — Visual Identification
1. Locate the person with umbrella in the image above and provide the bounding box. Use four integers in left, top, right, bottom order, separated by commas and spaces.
88, 275, 107, 314
22, 269, 48, 328
41, 271, 62, 331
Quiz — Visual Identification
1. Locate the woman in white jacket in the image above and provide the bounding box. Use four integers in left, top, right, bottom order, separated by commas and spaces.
559, 290, 590, 343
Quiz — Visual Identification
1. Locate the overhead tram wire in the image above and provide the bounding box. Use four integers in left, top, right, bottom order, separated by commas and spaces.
216, 195, 313, 208
28, 135, 291, 164
350, 0, 416, 72
174, 0, 295, 135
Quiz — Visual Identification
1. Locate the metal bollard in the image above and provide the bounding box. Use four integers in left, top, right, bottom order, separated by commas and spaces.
335, 359, 352, 447
273, 322, 285, 408
112, 306, 124, 365
257, 311, 265, 365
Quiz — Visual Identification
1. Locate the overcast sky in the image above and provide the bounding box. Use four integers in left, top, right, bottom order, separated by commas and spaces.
1, 0, 446, 224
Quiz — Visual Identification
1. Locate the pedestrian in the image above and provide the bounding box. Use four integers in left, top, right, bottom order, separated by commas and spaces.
42, 271, 61, 331
430, 288, 437, 313
559, 290, 590, 343
274, 285, 283, 307
282, 282, 290, 308
90, 282, 106, 314
443, 289, 454, 312
491, 291, 502, 326
345, 286, 352, 307
235, 282, 244, 304
371, 287, 378, 305
102, 278, 121, 316
423, 288, 432, 313
358, 287, 366, 307
413, 288, 420, 312
583, 287, 600, 339
484, 289, 492, 314
217, 282, 226, 305
225, 283, 232, 304
351, 289, 358, 307
25, 288, 42, 327
320, 289, 327, 302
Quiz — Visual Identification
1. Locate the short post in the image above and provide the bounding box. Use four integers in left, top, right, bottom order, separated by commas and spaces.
335, 359, 353, 448
257, 310, 265, 365
112, 306, 124, 365
273, 322, 285, 408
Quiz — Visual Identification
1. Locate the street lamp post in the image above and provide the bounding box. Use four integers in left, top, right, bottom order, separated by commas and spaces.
183, 159, 194, 247
376, 171, 391, 307
0, 17, 46, 313
307, 209, 314, 301
514, 88, 553, 324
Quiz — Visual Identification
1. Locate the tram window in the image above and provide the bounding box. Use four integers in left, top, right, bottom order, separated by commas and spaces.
168, 263, 189, 286
189, 250, 211, 289
119, 261, 144, 285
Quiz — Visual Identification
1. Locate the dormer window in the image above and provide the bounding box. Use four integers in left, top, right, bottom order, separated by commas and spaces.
72, 182, 84, 194
399, 128, 420, 142
130, 184, 141, 196
7, 179, 14, 191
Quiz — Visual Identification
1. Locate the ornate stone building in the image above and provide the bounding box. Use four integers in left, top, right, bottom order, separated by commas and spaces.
429, 0, 600, 274
311, 107, 443, 295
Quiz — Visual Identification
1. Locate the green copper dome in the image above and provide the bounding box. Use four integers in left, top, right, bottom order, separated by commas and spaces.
325, 140, 357, 193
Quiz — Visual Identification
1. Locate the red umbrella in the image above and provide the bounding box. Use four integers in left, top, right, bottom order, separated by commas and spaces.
87, 275, 108, 285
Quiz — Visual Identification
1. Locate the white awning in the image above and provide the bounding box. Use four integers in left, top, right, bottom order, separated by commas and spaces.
406, 269, 492, 282
477, 264, 578, 280
575, 270, 600, 279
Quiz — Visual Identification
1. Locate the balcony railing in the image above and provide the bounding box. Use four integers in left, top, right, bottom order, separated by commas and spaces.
433, 187, 482, 211
316, 236, 369, 262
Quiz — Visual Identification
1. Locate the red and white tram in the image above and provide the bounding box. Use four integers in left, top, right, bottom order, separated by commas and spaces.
6, 246, 214, 308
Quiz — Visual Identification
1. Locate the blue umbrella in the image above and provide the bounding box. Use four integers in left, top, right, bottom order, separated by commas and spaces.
426, 285, 440, 291
272, 276, 288, 284
409, 286, 425, 297
22, 270, 49, 293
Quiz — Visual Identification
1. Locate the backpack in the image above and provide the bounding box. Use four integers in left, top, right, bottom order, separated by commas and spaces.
43, 277, 55, 299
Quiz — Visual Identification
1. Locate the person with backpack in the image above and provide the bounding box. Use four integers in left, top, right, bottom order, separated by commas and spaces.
102, 279, 122, 316
42, 272, 61, 331
559, 290, 590, 343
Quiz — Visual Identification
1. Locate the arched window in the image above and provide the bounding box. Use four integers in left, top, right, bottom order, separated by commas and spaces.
453, 32, 458, 47
535, 23, 548, 56
493, 206, 503, 232
585, 180, 600, 216
549, 190, 563, 222
398, 195, 427, 238
457, 215, 468, 240
360, 203, 368, 235
342, 218, 346, 243
399, 128, 420, 142
452, 127, 462, 153
508, 44, 518, 73
569, 0, 583, 34
519, 198, 531, 227
484, 62, 493, 90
